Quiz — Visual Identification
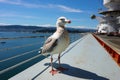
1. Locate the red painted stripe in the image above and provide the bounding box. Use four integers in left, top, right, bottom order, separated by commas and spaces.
92, 34, 120, 66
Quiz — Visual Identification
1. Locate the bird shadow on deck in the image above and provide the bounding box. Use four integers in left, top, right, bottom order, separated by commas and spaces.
32, 63, 109, 80
47, 63, 109, 80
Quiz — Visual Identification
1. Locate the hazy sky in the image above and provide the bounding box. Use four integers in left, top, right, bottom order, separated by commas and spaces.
0, 0, 105, 29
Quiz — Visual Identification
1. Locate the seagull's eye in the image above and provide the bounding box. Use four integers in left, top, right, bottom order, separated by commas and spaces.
60, 19, 65, 21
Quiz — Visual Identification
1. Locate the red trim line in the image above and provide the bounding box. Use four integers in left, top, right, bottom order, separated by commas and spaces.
92, 34, 120, 66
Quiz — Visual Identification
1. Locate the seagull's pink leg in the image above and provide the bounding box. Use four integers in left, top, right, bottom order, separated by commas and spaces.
49, 56, 58, 75
58, 54, 61, 66
57, 54, 68, 71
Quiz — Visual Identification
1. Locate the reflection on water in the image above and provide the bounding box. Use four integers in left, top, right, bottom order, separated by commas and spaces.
0, 32, 83, 79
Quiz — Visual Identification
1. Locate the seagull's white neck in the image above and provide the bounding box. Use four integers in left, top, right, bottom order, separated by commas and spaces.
52, 26, 65, 39
56, 26, 65, 32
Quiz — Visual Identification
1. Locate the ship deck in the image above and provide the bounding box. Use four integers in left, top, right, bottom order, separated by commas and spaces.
9, 34, 120, 80
96, 35, 120, 54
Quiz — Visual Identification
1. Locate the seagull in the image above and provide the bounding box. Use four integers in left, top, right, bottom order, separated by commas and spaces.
39, 17, 71, 75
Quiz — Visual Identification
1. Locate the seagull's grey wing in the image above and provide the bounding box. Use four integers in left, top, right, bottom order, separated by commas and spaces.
41, 37, 58, 54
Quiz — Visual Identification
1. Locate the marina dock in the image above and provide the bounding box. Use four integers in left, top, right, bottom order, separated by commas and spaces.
9, 34, 120, 80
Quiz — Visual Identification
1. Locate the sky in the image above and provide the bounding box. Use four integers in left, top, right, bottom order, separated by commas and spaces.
0, 0, 105, 29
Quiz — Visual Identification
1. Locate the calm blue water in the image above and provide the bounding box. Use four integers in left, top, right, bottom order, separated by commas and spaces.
0, 32, 83, 80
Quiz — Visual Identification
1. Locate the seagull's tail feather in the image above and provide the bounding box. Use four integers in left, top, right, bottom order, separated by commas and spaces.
38, 47, 43, 54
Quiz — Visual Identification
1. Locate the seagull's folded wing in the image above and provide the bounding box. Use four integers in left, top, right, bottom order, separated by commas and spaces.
41, 37, 58, 54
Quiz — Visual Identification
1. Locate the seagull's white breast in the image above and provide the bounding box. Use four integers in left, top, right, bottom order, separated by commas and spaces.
51, 30, 70, 54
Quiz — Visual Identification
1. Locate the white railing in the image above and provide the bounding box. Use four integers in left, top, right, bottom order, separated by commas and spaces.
0, 49, 42, 74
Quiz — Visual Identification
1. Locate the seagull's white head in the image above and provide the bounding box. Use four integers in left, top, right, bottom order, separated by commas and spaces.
56, 16, 71, 28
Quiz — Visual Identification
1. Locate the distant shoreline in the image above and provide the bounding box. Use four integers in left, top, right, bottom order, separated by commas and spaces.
0, 25, 96, 33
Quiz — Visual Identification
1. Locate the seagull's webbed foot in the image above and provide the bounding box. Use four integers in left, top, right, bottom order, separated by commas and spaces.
57, 54, 68, 72
49, 69, 58, 75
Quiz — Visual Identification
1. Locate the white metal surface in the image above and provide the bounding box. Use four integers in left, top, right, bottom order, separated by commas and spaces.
95, 16, 116, 33
9, 34, 120, 80
103, 0, 120, 10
